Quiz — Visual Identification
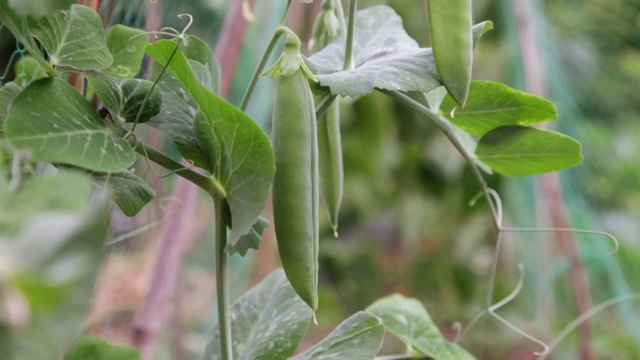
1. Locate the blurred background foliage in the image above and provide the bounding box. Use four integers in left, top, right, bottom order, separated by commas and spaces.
1, 0, 639, 359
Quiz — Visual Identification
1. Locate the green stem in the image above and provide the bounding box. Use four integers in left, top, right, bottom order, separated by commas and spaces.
315, 94, 337, 119
214, 197, 233, 360
239, 1, 293, 111
380, 90, 499, 228
333, 0, 348, 41
343, 0, 357, 70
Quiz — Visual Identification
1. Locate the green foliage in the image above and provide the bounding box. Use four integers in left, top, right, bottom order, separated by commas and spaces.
3, 78, 136, 172
63, 336, 141, 360
7, 0, 73, 19
92, 171, 155, 217
103, 25, 147, 78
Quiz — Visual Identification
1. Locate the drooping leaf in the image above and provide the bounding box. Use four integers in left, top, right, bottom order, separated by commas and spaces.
63, 336, 141, 360
92, 171, 155, 216
203, 269, 312, 360
102, 25, 147, 78
8, 0, 73, 19
305, 5, 492, 97
475, 125, 583, 177
146, 40, 275, 246
366, 294, 476, 360
226, 216, 270, 256
3, 78, 135, 172
291, 312, 384, 360
440, 81, 557, 136
29, 4, 112, 70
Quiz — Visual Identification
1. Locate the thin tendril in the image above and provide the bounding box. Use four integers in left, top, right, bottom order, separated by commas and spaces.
538, 293, 640, 359
501, 227, 619, 255
134, 134, 195, 178
105, 197, 184, 246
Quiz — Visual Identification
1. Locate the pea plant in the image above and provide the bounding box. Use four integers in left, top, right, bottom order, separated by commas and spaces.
0, 0, 621, 359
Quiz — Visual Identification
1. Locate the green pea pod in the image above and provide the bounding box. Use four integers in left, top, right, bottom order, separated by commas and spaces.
272, 69, 319, 312
428, 0, 473, 107
318, 101, 343, 236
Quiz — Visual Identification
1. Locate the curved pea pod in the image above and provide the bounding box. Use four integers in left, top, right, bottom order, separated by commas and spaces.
272, 69, 319, 312
318, 101, 343, 236
428, 0, 473, 107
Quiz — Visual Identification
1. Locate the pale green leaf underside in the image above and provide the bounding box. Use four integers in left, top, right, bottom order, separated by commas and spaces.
3, 78, 135, 172
366, 294, 476, 360
475, 125, 583, 177
441, 81, 557, 136
92, 171, 155, 216
226, 216, 270, 256
305, 5, 492, 97
29, 4, 112, 70
291, 312, 384, 360
146, 40, 275, 246
204, 269, 312, 360
103, 25, 147, 78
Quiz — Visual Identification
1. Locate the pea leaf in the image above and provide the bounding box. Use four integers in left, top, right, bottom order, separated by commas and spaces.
14, 56, 48, 86
0, 0, 47, 70
291, 312, 384, 360
203, 269, 312, 360
183, 35, 221, 94
102, 25, 147, 78
475, 125, 583, 177
146, 40, 275, 247
3, 78, 135, 172
8, 0, 73, 19
92, 171, 155, 216
367, 294, 476, 360
226, 216, 270, 256
441, 81, 557, 136
87, 75, 162, 124
29, 4, 112, 70
305, 5, 492, 97
63, 336, 141, 360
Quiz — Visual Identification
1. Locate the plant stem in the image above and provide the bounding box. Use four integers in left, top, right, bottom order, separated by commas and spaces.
315, 94, 337, 119
343, 0, 357, 70
333, 0, 347, 41
239, 1, 293, 111
214, 197, 233, 360
131, 141, 225, 198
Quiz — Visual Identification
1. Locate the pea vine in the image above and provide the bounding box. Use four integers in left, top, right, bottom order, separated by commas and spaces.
0, 0, 636, 359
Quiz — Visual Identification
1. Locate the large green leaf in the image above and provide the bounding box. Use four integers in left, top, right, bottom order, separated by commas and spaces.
182, 35, 221, 94
0, 0, 50, 72
29, 4, 112, 70
475, 125, 583, 177
366, 294, 476, 360
291, 312, 384, 360
305, 5, 492, 97
63, 336, 141, 360
203, 269, 312, 360
440, 81, 557, 136
8, 0, 73, 18
3, 78, 135, 172
146, 40, 275, 246
102, 25, 147, 78
92, 171, 155, 216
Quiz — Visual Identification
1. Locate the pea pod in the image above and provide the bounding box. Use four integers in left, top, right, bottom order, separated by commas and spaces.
272, 68, 319, 312
428, 0, 473, 107
318, 101, 343, 236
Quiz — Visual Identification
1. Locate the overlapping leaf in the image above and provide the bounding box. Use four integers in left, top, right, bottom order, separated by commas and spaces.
102, 25, 148, 78
203, 269, 312, 360
29, 4, 112, 70
146, 40, 275, 246
3, 78, 135, 172
475, 125, 583, 177
0, 83, 22, 134
227, 216, 270, 256
441, 81, 557, 136
87, 75, 162, 124
367, 294, 476, 360
291, 312, 384, 360
305, 5, 492, 97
